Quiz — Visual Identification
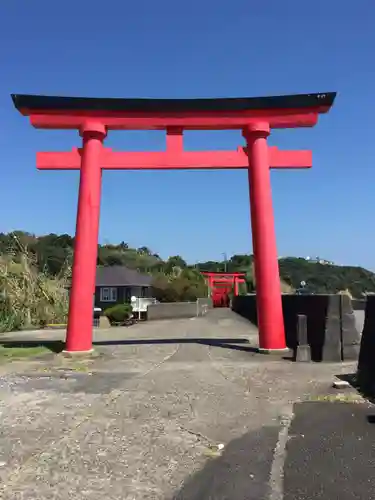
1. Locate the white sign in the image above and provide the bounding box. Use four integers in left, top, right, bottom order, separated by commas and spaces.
131, 297, 157, 312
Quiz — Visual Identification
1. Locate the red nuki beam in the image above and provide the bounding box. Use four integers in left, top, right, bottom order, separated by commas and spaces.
205, 279, 246, 284
37, 146, 312, 170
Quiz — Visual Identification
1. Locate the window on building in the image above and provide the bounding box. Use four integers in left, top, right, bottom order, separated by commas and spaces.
100, 287, 117, 302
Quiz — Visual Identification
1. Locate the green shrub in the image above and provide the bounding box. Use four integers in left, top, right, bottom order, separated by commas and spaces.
104, 303, 132, 324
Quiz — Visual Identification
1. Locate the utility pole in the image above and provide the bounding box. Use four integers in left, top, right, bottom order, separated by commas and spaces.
222, 252, 227, 272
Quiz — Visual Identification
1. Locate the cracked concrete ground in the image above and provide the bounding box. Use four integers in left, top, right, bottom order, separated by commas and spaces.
0, 309, 368, 499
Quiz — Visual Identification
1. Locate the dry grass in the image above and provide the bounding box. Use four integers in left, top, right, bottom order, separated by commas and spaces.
0, 238, 70, 332
280, 280, 294, 293
307, 393, 365, 403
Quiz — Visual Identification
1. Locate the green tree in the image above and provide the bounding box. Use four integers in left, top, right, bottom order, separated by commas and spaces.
164, 256, 187, 274
137, 246, 152, 255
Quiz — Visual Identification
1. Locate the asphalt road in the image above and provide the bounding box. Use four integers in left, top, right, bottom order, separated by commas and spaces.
284, 401, 375, 500
0, 309, 371, 499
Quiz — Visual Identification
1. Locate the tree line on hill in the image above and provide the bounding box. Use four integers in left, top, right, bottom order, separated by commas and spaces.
0, 231, 375, 310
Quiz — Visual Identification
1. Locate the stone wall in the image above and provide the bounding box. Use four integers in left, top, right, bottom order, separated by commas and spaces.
147, 299, 211, 320
352, 299, 366, 310
357, 296, 375, 395
232, 294, 360, 362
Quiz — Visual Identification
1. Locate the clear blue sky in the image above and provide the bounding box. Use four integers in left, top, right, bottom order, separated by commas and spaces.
1, 1, 374, 268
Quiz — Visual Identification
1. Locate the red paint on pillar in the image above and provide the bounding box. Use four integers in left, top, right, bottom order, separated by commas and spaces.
234, 278, 239, 296
244, 123, 286, 350
65, 121, 106, 352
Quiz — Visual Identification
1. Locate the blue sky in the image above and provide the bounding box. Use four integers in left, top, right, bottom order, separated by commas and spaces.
1, 1, 375, 268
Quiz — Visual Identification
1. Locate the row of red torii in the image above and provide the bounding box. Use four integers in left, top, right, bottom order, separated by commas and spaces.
12, 91, 336, 352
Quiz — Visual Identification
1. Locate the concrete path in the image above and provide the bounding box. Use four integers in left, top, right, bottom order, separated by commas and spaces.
0, 309, 371, 499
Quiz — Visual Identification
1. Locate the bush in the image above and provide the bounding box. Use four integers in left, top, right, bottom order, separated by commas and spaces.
0, 253, 70, 332
151, 270, 208, 303
104, 303, 132, 324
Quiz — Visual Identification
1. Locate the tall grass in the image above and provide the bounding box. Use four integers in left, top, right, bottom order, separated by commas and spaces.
0, 238, 70, 332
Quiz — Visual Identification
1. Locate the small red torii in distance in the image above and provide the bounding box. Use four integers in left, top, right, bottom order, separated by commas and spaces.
201, 272, 246, 308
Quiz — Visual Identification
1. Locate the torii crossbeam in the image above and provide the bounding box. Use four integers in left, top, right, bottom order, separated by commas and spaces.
37, 142, 312, 170
12, 91, 336, 354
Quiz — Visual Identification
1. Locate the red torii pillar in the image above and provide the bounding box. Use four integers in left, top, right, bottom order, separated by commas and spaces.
67, 121, 106, 351
11, 92, 336, 353
243, 123, 284, 349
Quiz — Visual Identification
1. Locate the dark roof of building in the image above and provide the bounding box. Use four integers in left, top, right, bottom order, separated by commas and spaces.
96, 266, 152, 287
11, 92, 336, 114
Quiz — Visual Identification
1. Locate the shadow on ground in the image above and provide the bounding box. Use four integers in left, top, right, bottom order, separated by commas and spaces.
172, 426, 278, 500
0, 338, 260, 355
0, 340, 64, 354
94, 337, 259, 353
336, 372, 358, 388
284, 401, 375, 500
336, 372, 375, 409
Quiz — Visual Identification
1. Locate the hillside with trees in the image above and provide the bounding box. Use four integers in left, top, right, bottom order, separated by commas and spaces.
1, 230, 375, 331
197, 255, 375, 298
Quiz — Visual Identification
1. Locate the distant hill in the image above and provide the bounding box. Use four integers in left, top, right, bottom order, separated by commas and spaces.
194, 255, 375, 298
278, 257, 375, 298
1, 231, 374, 298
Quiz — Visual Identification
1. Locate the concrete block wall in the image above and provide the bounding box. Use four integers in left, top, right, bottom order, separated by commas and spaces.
352, 299, 366, 311
340, 294, 361, 361
357, 296, 375, 396
146, 298, 213, 320
232, 294, 361, 362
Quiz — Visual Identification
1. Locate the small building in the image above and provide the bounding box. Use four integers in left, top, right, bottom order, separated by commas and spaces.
95, 266, 153, 310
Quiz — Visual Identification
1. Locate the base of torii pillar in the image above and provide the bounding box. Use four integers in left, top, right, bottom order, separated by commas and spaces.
61, 349, 95, 358
258, 347, 291, 355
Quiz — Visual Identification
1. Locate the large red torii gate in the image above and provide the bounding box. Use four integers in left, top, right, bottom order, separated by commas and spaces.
12, 92, 336, 353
